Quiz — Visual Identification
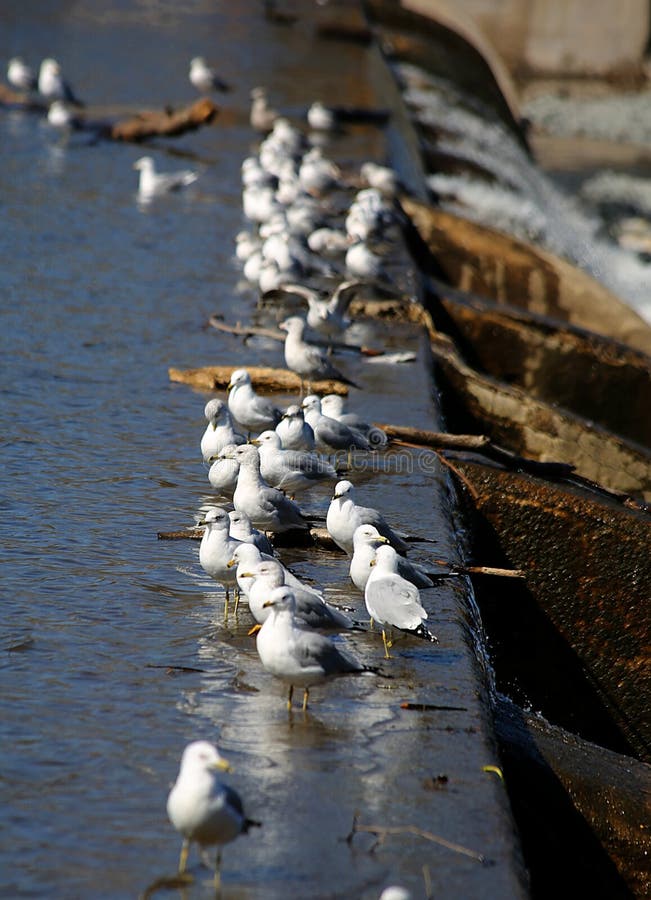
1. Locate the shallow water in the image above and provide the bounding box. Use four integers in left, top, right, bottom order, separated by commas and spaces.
2, 4, 640, 899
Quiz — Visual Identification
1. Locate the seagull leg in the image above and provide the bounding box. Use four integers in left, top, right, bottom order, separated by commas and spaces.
233, 585, 240, 616
247, 623, 262, 636
287, 684, 294, 710
382, 629, 393, 659
178, 838, 190, 873
214, 849, 222, 894
302, 687, 309, 712
223, 587, 229, 619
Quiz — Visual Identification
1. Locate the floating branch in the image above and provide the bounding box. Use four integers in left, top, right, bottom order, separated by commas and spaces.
0, 84, 47, 111
110, 97, 218, 142
168, 364, 349, 395
345, 813, 489, 865
207, 315, 383, 356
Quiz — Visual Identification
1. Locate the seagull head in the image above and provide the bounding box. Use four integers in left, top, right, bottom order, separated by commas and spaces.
353, 524, 389, 546
204, 397, 226, 425
333, 479, 353, 500
279, 316, 304, 335
251, 430, 280, 448
199, 506, 230, 529
301, 394, 321, 412
133, 155, 154, 172
262, 585, 296, 612
227, 368, 250, 391
178, 740, 232, 775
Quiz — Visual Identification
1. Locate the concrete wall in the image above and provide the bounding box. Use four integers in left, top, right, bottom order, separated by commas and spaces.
438, 0, 650, 76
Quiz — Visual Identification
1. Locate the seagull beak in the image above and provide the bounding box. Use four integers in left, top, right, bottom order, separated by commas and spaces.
238, 571, 256, 578
250, 438, 261, 446
377, 536, 390, 544
212, 757, 232, 773
262, 598, 275, 608
369, 559, 376, 567
226, 558, 237, 568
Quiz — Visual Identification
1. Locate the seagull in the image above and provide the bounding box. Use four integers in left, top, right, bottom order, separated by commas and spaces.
301, 395, 370, 457
275, 404, 315, 452
251, 430, 337, 494
326, 480, 409, 555
256, 586, 369, 710
198, 507, 242, 609
306, 226, 351, 258
227, 542, 320, 601
268, 281, 361, 342
243, 560, 355, 630
167, 741, 260, 890
229, 444, 308, 533
38, 58, 84, 106
249, 86, 278, 132
349, 525, 433, 592
133, 155, 198, 200
201, 398, 246, 462
228, 509, 274, 556
320, 394, 388, 448
46, 100, 81, 129
298, 146, 341, 195
207, 445, 240, 499
345, 239, 386, 280
7, 57, 37, 92
306, 100, 337, 131
226, 368, 282, 436
280, 316, 360, 393
360, 161, 400, 198
365, 544, 437, 657
189, 56, 231, 93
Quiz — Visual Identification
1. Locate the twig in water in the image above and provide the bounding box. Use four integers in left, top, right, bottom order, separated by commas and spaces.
345, 812, 489, 864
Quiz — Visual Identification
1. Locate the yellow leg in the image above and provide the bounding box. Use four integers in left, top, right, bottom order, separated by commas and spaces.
302, 687, 309, 712
233, 586, 240, 616
223, 587, 229, 619
382, 629, 393, 659
287, 684, 294, 710
214, 849, 222, 894
178, 838, 190, 873
247, 623, 262, 636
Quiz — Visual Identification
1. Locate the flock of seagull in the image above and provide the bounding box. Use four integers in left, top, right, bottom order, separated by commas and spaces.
4, 52, 423, 893
160, 86, 438, 891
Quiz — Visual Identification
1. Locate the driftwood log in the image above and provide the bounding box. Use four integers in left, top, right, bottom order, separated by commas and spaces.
0, 84, 47, 111
110, 97, 218, 141
168, 364, 350, 395
495, 696, 651, 898
400, 196, 651, 355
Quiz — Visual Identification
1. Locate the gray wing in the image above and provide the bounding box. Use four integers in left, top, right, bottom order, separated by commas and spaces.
318, 418, 370, 451
397, 556, 434, 588
366, 574, 426, 630
295, 629, 363, 675
294, 591, 353, 630
358, 506, 409, 553
329, 280, 364, 316
283, 450, 336, 477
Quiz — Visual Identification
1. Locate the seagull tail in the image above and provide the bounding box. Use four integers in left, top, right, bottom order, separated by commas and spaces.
413, 623, 439, 643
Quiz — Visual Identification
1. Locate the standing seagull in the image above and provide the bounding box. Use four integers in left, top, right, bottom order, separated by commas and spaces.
365, 544, 437, 657
275, 404, 315, 452
7, 57, 37, 92
201, 398, 246, 462
189, 56, 231, 93
227, 368, 282, 436
252, 430, 337, 495
326, 480, 409, 555
280, 316, 359, 393
133, 156, 198, 200
230, 444, 308, 533
167, 741, 260, 890
256, 586, 368, 711
198, 507, 242, 611
38, 58, 84, 106
349, 524, 433, 592
302, 394, 370, 458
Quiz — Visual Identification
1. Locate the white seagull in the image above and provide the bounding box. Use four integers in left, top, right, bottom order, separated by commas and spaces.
189, 56, 231, 93
38, 57, 84, 106
226, 368, 282, 436
349, 524, 434, 592
242, 560, 355, 631
230, 444, 308, 533
275, 404, 315, 452
280, 316, 360, 393
326, 480, 409, 555
251, 430, 337, 495
256, 586, 369, 711
228, 509, 273, 556
320, 394, 388, 448
207, 445, 240, 499
365, 544, 437, 657
201, 398, 246, 462
301, 395, 370, 457
198, 507, 242, 608
227, 542, 319, 601
133, 155, 198, 200
167, 740, 260, 889
7, 57, 37, 92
